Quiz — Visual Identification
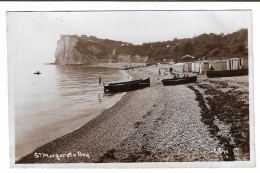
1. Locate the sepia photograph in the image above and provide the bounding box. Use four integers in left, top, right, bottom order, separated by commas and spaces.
7, 10, 254, 167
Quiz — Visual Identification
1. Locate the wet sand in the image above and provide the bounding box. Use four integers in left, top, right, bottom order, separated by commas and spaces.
16, 64, 249, 163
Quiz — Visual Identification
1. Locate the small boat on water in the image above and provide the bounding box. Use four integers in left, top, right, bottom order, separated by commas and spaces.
34, 71, 41, 75
104, 78, 150, 92
161, 76, 197, 86
206, 69, 248, 78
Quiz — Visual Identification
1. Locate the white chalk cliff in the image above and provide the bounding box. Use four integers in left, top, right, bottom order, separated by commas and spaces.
54, 35, 147, 65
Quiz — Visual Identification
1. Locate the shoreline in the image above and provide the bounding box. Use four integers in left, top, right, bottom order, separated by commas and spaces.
15, 64, 159, 163
16, 82, 140, 163
16, 64, 250, 163
15, 63, 132, 161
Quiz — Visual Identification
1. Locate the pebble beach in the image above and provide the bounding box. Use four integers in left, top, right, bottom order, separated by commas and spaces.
16, 63, 250, 163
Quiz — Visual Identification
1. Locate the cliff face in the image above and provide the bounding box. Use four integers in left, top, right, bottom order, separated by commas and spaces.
54, 35, 146, 65
55, 35, 78, 64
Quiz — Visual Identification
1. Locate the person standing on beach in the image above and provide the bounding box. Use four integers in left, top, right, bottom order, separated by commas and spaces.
99, 76, 102, 85
169, 67, 173, 74
158, 69, 161, 77
209, 65, 215, 71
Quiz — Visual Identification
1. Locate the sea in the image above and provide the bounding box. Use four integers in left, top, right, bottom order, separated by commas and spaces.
10, 63, 129, 160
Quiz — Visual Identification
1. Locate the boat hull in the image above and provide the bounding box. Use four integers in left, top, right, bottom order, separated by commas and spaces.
161, 76, 197, 86
206, 69, 248, 78
104, 78, 150, 92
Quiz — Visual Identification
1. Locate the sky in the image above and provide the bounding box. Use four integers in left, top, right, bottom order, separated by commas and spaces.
7, 11, 251, 63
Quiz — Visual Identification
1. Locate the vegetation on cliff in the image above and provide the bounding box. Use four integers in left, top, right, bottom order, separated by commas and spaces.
55, 29, 248, 64
116, 28, 248, 62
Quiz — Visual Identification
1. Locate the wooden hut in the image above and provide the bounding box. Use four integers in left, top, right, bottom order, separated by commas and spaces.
209, 60, 222, 71
187, 62, 192, 72
227, 58, 239, 70
199, 62, 210, 74
191, 62, 201, 73
183, 62, 192, 72
226, 58, 248, 70
242, 58, 248, 69
172, 63, 185, 72
220, 60, 228, 71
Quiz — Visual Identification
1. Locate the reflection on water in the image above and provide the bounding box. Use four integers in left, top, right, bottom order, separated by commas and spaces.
13, 64, 127, 160
98, 93, 102, 103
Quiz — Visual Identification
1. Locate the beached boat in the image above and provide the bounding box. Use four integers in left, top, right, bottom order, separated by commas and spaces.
161, 76, 197, 86
104, 78, 150, 92
206, 69, 248, 78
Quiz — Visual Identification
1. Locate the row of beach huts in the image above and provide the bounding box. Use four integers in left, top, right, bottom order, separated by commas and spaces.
182, 57, 248, 74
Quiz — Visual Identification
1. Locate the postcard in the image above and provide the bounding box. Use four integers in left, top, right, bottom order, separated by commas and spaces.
7, 10, 255, 168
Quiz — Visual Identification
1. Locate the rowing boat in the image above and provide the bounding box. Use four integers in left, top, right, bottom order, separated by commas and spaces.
206, 69, 248, 78
161, 76, 197, 86
34, 71, 41, 75
104, 78, 150, 92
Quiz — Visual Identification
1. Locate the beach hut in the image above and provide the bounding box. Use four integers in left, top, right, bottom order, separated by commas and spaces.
227, 58, 247, 70
227, 58, 239, 70
242, 58, 248, 69
209, 60, 222, 71
194, 62, 201, 73
191, 62, 201, 73
220, 60, 228, 71
186, 62, 192, 72
183, 62, 192, 72
199, 61, 210, 74
191, 62, 195, 72
183, 63, 187, 72
172, 63, 185, 72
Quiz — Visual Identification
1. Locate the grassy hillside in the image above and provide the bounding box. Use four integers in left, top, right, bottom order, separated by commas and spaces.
63, 29, 248, 63
116, 29, 248, 62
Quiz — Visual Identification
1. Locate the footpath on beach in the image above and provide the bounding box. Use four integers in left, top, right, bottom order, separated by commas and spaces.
16, 64, 249, 163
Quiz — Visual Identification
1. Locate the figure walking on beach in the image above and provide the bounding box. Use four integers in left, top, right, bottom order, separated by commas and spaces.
158, 69, 161, 77
99, 76, 102, 85
169, 67, 173, 74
